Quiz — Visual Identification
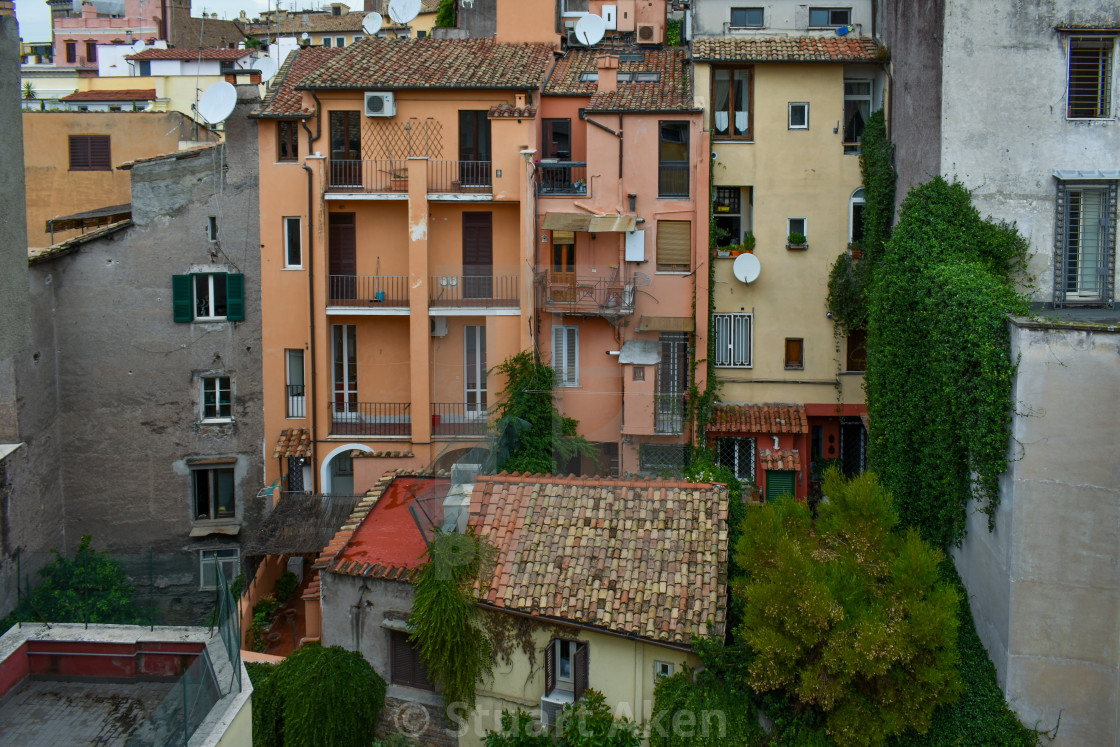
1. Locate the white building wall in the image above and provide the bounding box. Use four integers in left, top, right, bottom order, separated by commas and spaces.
692, 0, 874, 37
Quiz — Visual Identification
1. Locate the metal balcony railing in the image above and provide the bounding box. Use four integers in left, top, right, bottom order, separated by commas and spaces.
428, 160, 492, 193
537, 162, 588, 196
429, 274, 519, 307
537, 270, 634, 316
431, 403, 489, 437
328, 402, 411, 436
327, 275, 410, 307
658, 162, 689, 198
655, 393, 687, 434
286, 385, 305, 418
327, 159, 409, 192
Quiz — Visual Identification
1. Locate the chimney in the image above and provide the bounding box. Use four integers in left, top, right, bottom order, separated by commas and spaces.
81, 2, 97, 19
596, 54, 619, 93
515, 93, 526, 108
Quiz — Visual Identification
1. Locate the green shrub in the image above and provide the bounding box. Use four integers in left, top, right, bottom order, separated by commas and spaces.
435, 0, 455, 27
274, 570, 300, 602
650, 668, 764, 746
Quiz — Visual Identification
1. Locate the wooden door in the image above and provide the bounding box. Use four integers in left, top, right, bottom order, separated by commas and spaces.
551, 231, 576, 302
328, 213, 356, 301
458, 111, 492, 187
462, 212, 493, 299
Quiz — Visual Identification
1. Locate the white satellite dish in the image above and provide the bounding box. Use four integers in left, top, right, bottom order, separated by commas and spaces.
362, 12, 383, 35
388, 0, 420, 25
256, 56, 278, 82
197, 81, 237, 124
131, 40, 147, 53
301, 32, 310, 41
574, 13, 607, 46
732, 252, 761, 284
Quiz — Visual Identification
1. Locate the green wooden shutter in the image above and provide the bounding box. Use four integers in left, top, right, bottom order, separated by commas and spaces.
225, 274, 245, 321
765, 470, 796, 501
172, 274, 193, 322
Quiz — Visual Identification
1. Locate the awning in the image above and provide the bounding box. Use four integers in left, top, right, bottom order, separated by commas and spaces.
618, 339, 660, 364
637, 316, 695, 332
46, 203, 131, 233
242, 493, 361, 558
542, 212, 637, 232
274, 428, 312, 459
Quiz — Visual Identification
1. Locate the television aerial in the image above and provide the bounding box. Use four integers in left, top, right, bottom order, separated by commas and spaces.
732, 252, 761, 284
196, 81, 237, 124
388, 0, 421, 26
574, 13, 607, 46
256, 56, 278, 83
362, 12, 383, 35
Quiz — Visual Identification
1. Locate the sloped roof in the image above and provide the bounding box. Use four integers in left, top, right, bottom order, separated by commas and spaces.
298, 38, 553, 90
60, 89, 156, 101
760, 448, 801, 472
489, 103, 537, 118
468, 473, 728, 646
243, 12, 365, 35
127, 48, 251, 61
243, 493, 360, 558
254, 46, 342, 118
692, 36, 882, 63
273, 427, 312, 458
545, 47, 697, 113
708, 403, 809, 434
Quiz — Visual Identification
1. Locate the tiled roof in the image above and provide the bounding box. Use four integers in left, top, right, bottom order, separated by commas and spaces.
28, 220, 132, 265
243, 12, 365, 34
760, 448, 801, 472
273, 428, 312, 459
489, 103, 536, 118
60, 89, 156, 101
297, 38, 553, 90
117, 143, 219, 170
127, 48, 251, 61
692, 36, 882, 63
254, 46, 342, 118
468, 473, 728, 646
544, 48, 696, 113
352, 449, 415, 458
708, 403, 809, 434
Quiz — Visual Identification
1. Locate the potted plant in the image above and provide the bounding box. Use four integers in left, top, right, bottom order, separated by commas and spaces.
787, 231, 808, 250
715, 246, 733, 258
741, 231, 756, 253
389, 171, 408, 192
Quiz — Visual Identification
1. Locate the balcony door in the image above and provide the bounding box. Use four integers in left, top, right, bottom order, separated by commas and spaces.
462, 212, 493, 299
328, 213, 356, 301
656, 333, 689, 433
329, 110, 362, 187
458, 111, 491, 187
465, 325, 487, 415
550, 230, 576, 302
332, 324, 357, 412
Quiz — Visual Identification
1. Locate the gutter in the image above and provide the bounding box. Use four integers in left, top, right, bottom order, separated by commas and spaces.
476, 601, 698, 653
300, 95, 323, 492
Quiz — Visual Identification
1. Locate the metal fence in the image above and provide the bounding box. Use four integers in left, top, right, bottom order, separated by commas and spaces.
125, 647, 221, 747
537, 162, 588, 195
429, 274, 519, 307
328, 401, 412, 436
431, 403, 489, 437
327, 274, 410, 307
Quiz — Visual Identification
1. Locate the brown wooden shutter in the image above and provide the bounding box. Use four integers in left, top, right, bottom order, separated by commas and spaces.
573, 642, 589, 700
390, 630, 413, 686
656, 220, 691, 271
544, 639, 556, 695
88, 136, 110, 170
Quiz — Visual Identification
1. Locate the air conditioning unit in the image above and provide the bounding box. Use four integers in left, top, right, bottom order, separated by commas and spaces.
567, 30, 584, 47
635, 24, 658, 44
540, 693, 570, 727
364, 91, 395, 117
430, 317, 449, 337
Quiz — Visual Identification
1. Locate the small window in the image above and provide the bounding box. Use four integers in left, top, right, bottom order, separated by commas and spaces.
716, 436, 756, 481
193, 467, 235, 520
284, 217, 302, 267
199, 548, 239, 590
788, 217, 807, 244
69, 135, 111, 171
173, 273, 246, 322
730, 7, 764, 28
322, 37, 331, 48
417, 30, 427, 38
844, 79, 873, 152
850, 187, 866, 243
277, 120, 299, 161
545, 638, 589, 700
711, 67, 752, 139
85, 41, 97, 63
390, 629, 435, 690
785, 338, 805, 370
788, 102, 809, 129
336, 36, 345, 47
713, 312, 752, 367
200, 375, 232, 421
353, 35, 363, 42
286, 349, 306, 417
1054, 181, 1117, 306
655, 661, 675, 680
656, 220, 692, 272
809, 7, 852, 26
633, 366, 645, 381
207, 216, 219, 242
65, 41, 77, 63
552, 326, 579, 386
579, 71, 599, 82
1067, 36, 1114, 118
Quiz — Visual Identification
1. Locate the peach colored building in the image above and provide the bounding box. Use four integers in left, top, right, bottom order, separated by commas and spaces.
50, 0, 163, 69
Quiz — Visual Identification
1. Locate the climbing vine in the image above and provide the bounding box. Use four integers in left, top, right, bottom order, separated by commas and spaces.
866, 177, 1029, 548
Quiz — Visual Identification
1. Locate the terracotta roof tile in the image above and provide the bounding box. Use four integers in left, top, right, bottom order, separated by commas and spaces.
244, 12, 365, 35
545, 47, 697, 113
255, 46, 343, 118
759, 448, 801, 472
127, 48, 251, 61
489, 103, 537, 118
468, 473, 728, 646
692, 36, 882, 63
298, 38, 553, 90
708, 403, 809, 434
60, 89, 157, 101
273, 427, 312, 459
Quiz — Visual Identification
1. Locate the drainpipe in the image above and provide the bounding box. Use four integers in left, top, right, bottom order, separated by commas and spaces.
301, 96, 323, 492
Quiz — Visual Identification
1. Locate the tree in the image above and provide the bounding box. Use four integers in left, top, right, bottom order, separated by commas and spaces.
734, 470, 963, 747
484, 691, 641, 747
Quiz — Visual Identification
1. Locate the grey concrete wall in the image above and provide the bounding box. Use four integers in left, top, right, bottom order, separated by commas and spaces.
692, 0, 874, 37
955, 316, 1120, 745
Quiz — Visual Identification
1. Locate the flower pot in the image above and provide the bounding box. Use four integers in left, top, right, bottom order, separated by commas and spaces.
390, 177, 408, 192
730, 250, 743, 257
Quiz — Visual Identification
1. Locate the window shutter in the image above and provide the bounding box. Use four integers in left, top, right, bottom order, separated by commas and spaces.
573, 642, 589, 700
656, 220, 691, 271
544, 639, 556, 695
172, 274, 193, 322
69, 136, 88, 170
391, 630, 413, 686
565, 327, 578, 386
89, 136, 111, 170
766, 470, 796, 501
552, 326, 565, 384
225, 274, 245, 321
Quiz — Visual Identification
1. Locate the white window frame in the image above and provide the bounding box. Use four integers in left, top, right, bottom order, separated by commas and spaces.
729, 7, 764, 28
713, 312, 752, 368
200, 375, 232, 422
194, 273, 229, 320
850, 187, 866, 243
843, 78, 874, 152
322, 37, 331, 48
788, 217, 807, 240
552, 325, 579, 387
716, 436, 757, 481
654, 660, 674, 680
353, 34, 363, 42
809, 7, 852, 27
335, 36, 345, 47
200, 548, 239, 590
284, 216, 302, 268
555, 638, 576, 687
788, 102, 809, 130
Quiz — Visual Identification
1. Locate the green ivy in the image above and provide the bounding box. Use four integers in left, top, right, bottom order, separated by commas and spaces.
650, 668, 764, 746
866, 178, 1029, 547
859, 110, 896, 269
435, 0, 456, 28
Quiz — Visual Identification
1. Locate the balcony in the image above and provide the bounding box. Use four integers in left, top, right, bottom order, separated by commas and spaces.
328, 402, 411, 437
431, 403, 489, 437
655, 393, 687, 434
286, 385, 305, 418
427, 160, 492, 194
429, 274, 519, 310
327, 275, 409, 312
325, 159, 492, 196
536, 162, 588, 196
537, 270, 635, 317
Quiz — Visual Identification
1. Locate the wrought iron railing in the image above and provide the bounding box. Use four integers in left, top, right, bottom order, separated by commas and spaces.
537, 162, 588, 196
654, 393, 687, 434
327, 275, 410, 307
431, 403, 489, 437
327, 158, 408, 192
428, 160, 492, 193
429, 274, 519, 307
286, 385, 305, 418
537, 270, 634, 316
328, 401, 411, 436
658, 162, 689, 198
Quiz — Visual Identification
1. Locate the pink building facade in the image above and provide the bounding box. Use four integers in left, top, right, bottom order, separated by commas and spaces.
51, 0, 163, 68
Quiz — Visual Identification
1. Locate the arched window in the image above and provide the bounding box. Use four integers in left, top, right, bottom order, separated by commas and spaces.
849, 187, 866, 244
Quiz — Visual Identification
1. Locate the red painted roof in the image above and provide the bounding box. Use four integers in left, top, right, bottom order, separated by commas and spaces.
60, 89, 156, 101
127, 48, 251, 61
333, 475, 447, 573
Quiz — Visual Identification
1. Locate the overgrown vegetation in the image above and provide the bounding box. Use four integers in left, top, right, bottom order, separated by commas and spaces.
650, 668, 765, 746
666, 18, 682, 46
435, 0, 456, 28
867, 178, 1029, 547
408, 529, 497, 709
484, 690, 641, 746
249, 643, 386, 747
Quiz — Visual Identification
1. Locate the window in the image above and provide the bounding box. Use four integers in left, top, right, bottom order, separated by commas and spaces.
353, 34, 363, 42
785, 338, 804, 369
1067, 36, 1114, 118
465, 325, 488, 414
639, 443, 689, 475
200, 376, 232, 421
329, 111, 362, 187
199, 548, 239, 590
65, 40, 76, 63
656, 220, 691, 272
138, 60, 151, 75
335, 36, 345, 47
1054, 181, 1117, 306
713, 312, 752, 367
850, 187, 866, 243
545, 639, 588, 699
843, 79, 873, 152
390, 630, 435, 690
284, 217, 302, 267
716, 437, 756, 481
789, 102, 809, 129
633, 366, 645, 381
658, 121, 689, 197
552, 326, 579, 386
580, 71, 662, 83
193, 467, 235, 520
332, 324, 358, 410
809, 7, 852, 26
846, 329, 867, 372
172, 273, 246, 322
788, 217, 807, 243
69, 135, 111, 171
322, 37, 331, 47
84, 41, 97, 63
277, 120, 299, 161
655, 661, 675, 680
207, 216, 219, 242
286, 349, 305, 417
713, 186, 749, 245
730, 7, 764, 27
656, 333, 689, 434
711, 67, 752, 139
